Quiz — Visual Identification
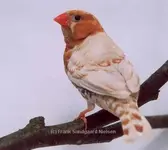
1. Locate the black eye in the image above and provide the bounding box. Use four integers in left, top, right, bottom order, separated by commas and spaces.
72, 15, 81, 22
75, 15, 81, 21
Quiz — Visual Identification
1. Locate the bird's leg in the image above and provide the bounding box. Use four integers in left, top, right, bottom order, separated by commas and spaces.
76, 109, 91, 129
75, 102, 95, 130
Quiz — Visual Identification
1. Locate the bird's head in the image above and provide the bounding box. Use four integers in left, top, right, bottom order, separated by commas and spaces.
53, 10, 104, 47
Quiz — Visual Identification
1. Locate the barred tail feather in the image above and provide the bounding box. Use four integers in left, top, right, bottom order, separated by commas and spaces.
120, 110, 152, 143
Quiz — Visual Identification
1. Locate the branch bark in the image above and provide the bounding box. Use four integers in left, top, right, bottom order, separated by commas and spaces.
0, 60, 168, 150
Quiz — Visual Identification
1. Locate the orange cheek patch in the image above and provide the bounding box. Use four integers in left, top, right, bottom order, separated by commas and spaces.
73, 22, 92, 39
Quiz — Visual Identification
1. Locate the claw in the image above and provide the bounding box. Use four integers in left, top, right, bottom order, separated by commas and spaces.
74, 108, 94, 130
75, 112, 88, 130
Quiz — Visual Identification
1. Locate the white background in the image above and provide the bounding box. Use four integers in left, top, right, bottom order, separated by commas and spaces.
0, 0, 168, 150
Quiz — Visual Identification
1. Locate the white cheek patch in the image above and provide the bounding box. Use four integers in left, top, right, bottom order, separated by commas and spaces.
70, 22, 76, 33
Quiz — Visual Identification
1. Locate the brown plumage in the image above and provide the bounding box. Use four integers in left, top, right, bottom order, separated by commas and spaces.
55, 10, 104, 72
54, 9, 152, 142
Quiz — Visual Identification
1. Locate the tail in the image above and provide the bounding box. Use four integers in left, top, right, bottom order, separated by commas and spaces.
120, 106, 152, 142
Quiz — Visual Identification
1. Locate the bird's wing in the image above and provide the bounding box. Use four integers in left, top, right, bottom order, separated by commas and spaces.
68, 59, 140, 99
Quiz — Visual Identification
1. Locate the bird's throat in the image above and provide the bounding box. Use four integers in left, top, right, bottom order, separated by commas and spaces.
61, 26, 88, 51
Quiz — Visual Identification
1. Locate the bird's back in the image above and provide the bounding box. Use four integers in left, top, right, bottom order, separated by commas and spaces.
68, 32, 125, 68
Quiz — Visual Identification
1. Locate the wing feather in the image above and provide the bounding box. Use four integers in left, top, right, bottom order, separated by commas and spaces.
68, 59, 140, 99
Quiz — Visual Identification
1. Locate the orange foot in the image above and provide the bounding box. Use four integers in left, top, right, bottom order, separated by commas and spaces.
75, 112, 88, 130
75, 108, 92, 130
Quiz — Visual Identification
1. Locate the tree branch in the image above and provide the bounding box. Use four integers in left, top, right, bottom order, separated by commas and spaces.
1, 115, 168, 150
0, 60, 168, 150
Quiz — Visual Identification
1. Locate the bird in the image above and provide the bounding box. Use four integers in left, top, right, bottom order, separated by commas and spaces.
53, 9, 152, 142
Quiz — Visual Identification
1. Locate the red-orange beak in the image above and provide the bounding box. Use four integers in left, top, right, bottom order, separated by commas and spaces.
53, 13, 69, 26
